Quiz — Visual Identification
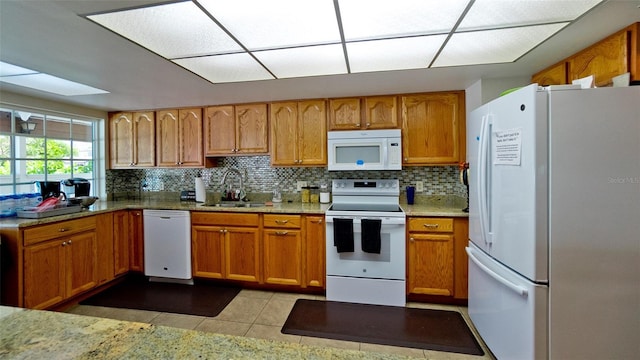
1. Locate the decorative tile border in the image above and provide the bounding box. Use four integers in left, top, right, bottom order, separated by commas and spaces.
107, 156, 468, 198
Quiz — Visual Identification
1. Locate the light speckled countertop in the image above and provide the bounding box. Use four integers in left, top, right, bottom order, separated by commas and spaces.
0, 195, 467, 229
0, 306, 417, 359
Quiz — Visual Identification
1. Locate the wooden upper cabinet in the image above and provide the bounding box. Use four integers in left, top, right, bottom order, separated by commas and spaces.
401, 92, 465, 165
568, 26, 630, 87
109, 111, 155, 168
204, 104, 268, 156
156, 108, 205, 167
364, 96, 399, 129
271, 100, 326, 166
328, 96, 398, 130
328, 98, 361, 130
532, 22, 640, 86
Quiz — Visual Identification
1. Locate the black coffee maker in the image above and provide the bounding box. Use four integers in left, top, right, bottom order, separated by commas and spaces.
35, 181, 62, 200
62, 178, 91, 198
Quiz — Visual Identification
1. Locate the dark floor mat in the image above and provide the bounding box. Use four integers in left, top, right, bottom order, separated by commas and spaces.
80, 275, 240, 317
282, 299, 484, 356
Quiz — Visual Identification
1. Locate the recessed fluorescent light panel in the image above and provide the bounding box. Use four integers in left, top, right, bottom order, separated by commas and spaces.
84, 0, 604, 84
0, 61, 109, 96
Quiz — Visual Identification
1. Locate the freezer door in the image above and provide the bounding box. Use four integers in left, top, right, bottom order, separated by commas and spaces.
471, 84, 548, 282
467, 102, 487, 253
467, 242, 548, 360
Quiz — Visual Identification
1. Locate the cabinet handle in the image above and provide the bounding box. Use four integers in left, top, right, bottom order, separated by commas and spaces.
276, 231, 288, 235
366, 123, 370, 127
58, 228, 69, 232
311, 219, 323, 224
275, 219, 289, 224
355, 123, 360, 127
62, 241, 67, 246
423, 224, 439, 228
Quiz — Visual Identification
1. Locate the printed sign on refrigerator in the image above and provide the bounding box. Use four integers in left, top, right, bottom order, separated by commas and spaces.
493, 128, 522, 166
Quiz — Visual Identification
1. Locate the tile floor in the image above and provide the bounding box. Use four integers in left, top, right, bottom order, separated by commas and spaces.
67, 289, 495, 359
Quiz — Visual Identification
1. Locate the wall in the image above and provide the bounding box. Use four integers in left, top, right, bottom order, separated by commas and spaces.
107, 156, 468, 200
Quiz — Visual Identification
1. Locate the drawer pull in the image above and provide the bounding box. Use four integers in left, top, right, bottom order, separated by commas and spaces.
275, 219, 289, 224
423, 224, 439, 228
311, 219, 323, 224
276, 231, 288, 235
58, 228, 69, 232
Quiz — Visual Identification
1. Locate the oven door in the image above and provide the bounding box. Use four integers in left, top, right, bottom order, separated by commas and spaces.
325, 214, 406, 280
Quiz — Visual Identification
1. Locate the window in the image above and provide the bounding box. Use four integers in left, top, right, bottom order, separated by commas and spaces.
0, 106, 98, 196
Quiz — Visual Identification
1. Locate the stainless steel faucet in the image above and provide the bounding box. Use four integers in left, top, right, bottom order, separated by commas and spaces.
219, 168, 245, 200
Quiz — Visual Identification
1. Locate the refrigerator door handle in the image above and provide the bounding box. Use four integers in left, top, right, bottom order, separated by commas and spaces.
466, 247, 528, 297
477, 115, 492, 245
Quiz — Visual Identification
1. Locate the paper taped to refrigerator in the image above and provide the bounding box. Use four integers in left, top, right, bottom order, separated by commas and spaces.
493, 128, 522, 166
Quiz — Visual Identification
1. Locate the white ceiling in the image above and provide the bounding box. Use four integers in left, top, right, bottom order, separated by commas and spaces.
0, 0, 639, 111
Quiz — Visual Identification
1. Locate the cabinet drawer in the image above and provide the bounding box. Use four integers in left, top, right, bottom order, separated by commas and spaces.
23, 216, 97, 246
408, 218, 453, 233
263, 214, 301, 229
191, 212, 259, 227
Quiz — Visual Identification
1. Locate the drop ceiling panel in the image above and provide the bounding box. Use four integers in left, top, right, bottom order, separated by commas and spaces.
433, 23, 568, 67
458, 0, 602, 31
0, 73, 109, 96
347, 35, 447, 73
199, 0, 341, 50
254, 44, 347, 78
338, 0, 470, 40
88, 1, 243, 58
173, 53, 274, 83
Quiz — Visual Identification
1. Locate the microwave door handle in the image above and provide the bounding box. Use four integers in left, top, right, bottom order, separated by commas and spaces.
382, 140, 389, 166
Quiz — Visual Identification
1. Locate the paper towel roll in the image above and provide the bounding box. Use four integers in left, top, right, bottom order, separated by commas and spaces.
195, 176, 206, 202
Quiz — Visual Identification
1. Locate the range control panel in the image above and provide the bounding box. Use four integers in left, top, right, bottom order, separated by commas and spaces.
331, 179, 399, 196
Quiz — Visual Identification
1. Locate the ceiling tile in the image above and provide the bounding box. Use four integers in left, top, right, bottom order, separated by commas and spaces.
88, 1, 243, 59
458, 0, 603, 31
433, 23, 568, 67
0, 62, 38, 76
0, 73, 109, 96
254, 44, 347, 78
199, 0, 341, 50
173, 53, 274, 83
338, 0, 470, 41
347, 35, 447, 73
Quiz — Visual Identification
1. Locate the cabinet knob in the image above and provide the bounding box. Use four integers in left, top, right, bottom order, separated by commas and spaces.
68, 240, 72, 245
58, 228, 68, 232
410, 237, 414, 242
62, 241, 67, 246
366, 123, 370, 127
355, 123, 360, 127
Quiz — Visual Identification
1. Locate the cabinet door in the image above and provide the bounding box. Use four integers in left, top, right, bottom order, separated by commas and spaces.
236, 104, 268, 154
24, 240, 66, 309
192, 225, 226, 279
298, 100, 327, 165
568, 29, 629, 87
270, 102, 298, 165
178, 108, 204, 166
531, 62, 567, 86
407, 233, 454, 296
156, 109, 181, 167
402, 92, 463, 165
328, 98, 361, 130
67, 231, 98, 298
205, 105, 236, 156
453, 218, 469, 300
113, 210, 130, 276
128, 210, 144, 272
132, 111, 156, 167
263, 229, 302, 286
96, 212, 115, 285
304, 216, 325, 288
109, 112, 133, 168
225, 227, 261, 282
365, 96, 399, 129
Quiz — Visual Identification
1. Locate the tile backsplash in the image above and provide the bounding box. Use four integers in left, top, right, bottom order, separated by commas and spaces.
107, 156, 467, 198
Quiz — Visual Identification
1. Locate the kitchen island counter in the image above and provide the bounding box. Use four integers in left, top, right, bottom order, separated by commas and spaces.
0, 306, 415, 360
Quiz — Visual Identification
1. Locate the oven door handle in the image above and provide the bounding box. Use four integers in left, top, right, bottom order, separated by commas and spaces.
325, 216, 406, 225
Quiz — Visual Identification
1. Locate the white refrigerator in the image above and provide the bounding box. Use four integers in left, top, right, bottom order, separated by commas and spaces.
466, 84, 640, 359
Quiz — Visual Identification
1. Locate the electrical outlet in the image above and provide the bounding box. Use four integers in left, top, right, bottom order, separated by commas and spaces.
296, 181, 308, 192
415, 181, 424, 192
159, 182, 165, 191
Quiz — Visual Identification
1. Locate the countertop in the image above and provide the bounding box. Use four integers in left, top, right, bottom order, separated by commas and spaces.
0, 306, 416, 360
0, 195, 468, 229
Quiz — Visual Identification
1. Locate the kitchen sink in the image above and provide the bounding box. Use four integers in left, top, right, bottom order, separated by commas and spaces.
200, 202, 265, 208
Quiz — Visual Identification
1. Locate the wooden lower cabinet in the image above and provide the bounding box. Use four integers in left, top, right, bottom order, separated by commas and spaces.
191, 212, 261, 283
263, 214, 302, 286
407, 217, 469, 299
96, 212, 115, 285
128, 210, 144, 272
112, 210, 130, 276
23, 222, 98, 310
304, 216, 325, 288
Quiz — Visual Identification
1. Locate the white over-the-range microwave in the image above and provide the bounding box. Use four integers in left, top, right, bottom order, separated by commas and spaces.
327, 129, 402, 171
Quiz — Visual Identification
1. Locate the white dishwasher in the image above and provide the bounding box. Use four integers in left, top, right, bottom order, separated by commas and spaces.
143, 210, 192, 282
